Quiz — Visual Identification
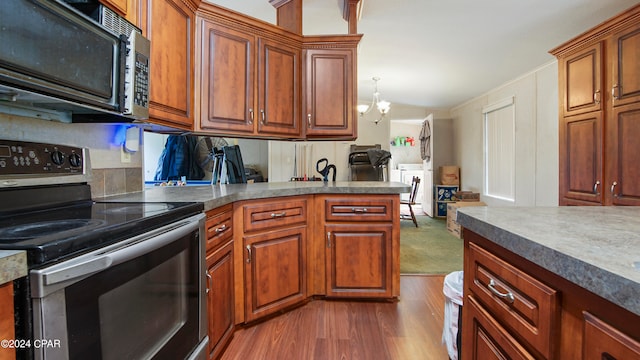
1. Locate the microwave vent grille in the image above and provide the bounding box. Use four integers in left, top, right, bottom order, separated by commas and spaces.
100, 6, 140, 37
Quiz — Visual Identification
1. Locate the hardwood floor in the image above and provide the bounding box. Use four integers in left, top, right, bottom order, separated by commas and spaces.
220, 275, 449, 360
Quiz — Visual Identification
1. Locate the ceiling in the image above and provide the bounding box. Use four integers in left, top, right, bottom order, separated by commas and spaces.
206, 0, 638, 110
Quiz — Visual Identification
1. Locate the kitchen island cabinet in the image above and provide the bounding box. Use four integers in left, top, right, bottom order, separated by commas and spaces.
0, 250, 28, 360
551, 4, 640, 206
457, 206, 640, 360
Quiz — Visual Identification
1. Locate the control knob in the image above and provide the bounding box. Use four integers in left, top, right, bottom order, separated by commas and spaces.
69, 153, 82, 168
51, 150, 65, 165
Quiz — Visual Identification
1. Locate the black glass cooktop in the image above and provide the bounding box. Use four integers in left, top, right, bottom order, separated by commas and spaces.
0, 201, 203, 266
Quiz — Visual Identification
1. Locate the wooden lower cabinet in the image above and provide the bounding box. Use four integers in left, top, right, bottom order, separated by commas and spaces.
462, 230, 640, 360
205, 240, 234, 360
0, 282, 15, 360
325, 223, 392, 298
243, 225, 307, 322
583, 312, 640, 359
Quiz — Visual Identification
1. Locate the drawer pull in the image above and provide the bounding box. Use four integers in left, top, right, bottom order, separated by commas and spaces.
215, 224, 227, 233
351, 207, 368, 213
270, 212, 287, 218
488, 279, 515, 304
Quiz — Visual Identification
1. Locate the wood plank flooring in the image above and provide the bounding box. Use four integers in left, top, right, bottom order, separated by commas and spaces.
220, 275, 449, 360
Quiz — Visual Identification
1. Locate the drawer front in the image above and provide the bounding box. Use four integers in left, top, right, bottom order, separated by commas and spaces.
206, 206, 233, 252
243, 198, 307, 233
583, 312, 640, 360
465, 295, 536, 360
325, 198, 393, 222
467, 242, 559, 358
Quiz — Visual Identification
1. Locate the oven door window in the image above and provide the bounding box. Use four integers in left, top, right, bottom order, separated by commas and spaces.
64, 233, 200, 359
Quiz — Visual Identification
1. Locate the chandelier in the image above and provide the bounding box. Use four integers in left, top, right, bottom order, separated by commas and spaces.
357, 76, 391, 125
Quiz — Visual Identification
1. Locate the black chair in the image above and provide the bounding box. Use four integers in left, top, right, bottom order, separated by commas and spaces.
400, 176, 421, 227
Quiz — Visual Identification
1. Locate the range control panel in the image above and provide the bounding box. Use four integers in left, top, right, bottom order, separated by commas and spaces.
0, 140, 85, 176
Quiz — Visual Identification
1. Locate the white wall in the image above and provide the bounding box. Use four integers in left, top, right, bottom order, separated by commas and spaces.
450, 61, 559, 206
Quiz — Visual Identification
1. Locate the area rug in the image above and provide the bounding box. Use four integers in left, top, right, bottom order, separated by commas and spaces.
400, 215, 464, 274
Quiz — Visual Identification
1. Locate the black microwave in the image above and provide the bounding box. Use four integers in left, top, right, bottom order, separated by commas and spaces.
0, 0, 150, 122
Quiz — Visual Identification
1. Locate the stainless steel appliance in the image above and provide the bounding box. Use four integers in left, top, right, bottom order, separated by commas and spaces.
0, 0, 150, 123
0, 140, 208, 360
348, 144, 389, 181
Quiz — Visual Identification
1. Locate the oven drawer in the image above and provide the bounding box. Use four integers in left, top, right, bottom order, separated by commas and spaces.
467, 241, 559, 358
206, 204, 233, 252
242, 197, 307, 233
324, 197, 393, 222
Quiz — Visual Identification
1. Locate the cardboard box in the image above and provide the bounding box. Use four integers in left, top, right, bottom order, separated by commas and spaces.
446, 201, 487, 238
454, 191, 480, 201
440, 165, 460, 185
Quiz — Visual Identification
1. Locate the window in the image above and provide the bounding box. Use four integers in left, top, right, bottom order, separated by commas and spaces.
483, 97, 515, 202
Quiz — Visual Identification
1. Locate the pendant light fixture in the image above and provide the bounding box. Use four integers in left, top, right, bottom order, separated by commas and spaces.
357, 76, 391, 125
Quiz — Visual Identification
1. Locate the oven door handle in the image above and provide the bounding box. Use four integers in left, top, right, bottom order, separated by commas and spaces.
33, 214, 203, 294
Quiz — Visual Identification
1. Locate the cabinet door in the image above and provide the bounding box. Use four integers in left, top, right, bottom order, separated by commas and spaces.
325, 223, 392, 298
559, 111, 603, 205
304, 48, 355, 139
560, 43, 603, 117
139, 0, 194, 129
462, 296, 535, 360
583, 312, 640, 360
257, 38, 301, 137
198, 20, 255, 134
606, 104, 640, 205
611, 22, 640, 108
206, 240, 234, 360
243, 226, 306, 322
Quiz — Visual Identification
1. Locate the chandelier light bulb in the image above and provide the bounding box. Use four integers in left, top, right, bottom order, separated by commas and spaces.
358, 77, 391, 125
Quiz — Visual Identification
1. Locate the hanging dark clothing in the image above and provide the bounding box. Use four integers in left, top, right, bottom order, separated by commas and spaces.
420, 119, 431, 161
154, 135, 205, 181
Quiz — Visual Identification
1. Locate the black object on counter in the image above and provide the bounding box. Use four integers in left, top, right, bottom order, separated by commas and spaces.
316, 158, 336, 182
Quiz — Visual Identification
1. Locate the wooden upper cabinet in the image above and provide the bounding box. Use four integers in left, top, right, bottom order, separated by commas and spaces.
303, 36, 361, 140
198, 21, 255, 134
559, 111, 603, 205
606, 104, 640, 205
196, 7, 302, 138
552, 4, 640, 206
257, 38, 300, 137
560, 42, 603, 117
139, 0, 195, 130
611, 22, 640, 108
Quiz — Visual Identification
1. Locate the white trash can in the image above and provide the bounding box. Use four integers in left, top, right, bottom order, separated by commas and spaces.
442, 271, 464, 360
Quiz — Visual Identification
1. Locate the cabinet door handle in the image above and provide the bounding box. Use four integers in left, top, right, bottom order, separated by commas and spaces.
270, 212, 286, 218
307, 113, 312, 127
611, 181, 619, 197
326, 232, 331, 248
206, 272, 212, 294
488, 279, 515, 304
246, 245, 252, 264
215, 224, 227, 233
260, 109, 266, 124
351, 207, 368, 213
593, 180, 600, 195
612, 84, 620, 100
248, 108, 254, 124
593, 90, 601, 104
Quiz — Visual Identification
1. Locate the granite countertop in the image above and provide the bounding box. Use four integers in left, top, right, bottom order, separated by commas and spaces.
99, 181, 411, 212
0, 250, 27, 284
456, 206, 640, 317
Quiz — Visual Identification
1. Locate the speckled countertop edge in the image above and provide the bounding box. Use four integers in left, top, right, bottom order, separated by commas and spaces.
98, 181, 411, 211
456, 206, 640, 317
0, 250, 27, 284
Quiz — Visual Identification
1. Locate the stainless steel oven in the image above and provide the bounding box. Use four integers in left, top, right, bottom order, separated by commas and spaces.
0, 139, 208, 360
30, 213, 206, 360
